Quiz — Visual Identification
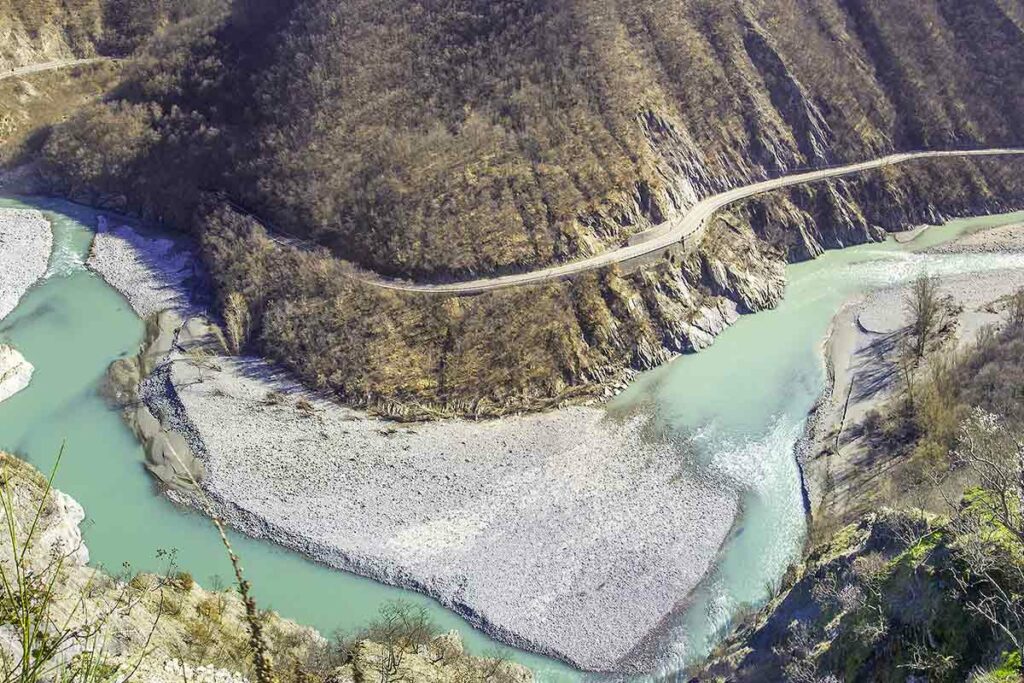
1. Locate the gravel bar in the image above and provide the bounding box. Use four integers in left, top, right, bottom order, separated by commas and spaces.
0, 208, 52, 321
169, 357, 738, 672
86, 216, 198, 318
87, 220, 741, 672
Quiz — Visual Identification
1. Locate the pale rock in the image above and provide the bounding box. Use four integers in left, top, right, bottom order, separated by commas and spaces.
0, 345, 33, 404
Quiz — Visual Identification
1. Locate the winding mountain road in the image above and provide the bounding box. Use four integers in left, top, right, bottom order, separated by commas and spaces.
361, 148, 1024, 294
0, 58, 110, 83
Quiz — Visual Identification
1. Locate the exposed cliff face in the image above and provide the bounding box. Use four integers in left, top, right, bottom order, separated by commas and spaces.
197, 155, 1024, 420
0, 1, 105, 70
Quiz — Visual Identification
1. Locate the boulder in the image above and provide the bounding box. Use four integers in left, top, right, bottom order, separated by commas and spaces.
0, 345, 33, 404
103, 356, 141, 406
141, 310, 182, 375
146, 429, 204, 488
133, 405, 162, 441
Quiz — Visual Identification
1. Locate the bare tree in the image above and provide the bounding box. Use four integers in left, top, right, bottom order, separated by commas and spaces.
904, 274, 945, 358
1007, 287, 1024, 331
363, 601, 435, 683
223, 292, 251, 355
946, 410, 1024, 661
951, 410, 1024, 545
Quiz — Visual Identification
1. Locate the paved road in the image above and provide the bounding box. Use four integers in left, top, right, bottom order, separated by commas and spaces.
360, 148, 1024, 294
0, 57, 110, 83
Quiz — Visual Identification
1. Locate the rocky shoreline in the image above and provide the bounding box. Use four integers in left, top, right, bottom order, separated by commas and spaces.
0, 208, 51, 404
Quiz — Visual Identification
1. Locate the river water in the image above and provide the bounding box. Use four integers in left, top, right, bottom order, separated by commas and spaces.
1, 196, 1023, 681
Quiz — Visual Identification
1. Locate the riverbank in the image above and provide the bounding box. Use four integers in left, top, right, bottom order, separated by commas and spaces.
804, 222, 1024, 538
85, 209, 1024, 673
0, 208, 50, 405
0, 449, 530, 683
164, 357, 738, 672
0, 208, 51, 320
85, 218, 743, 673
87, 215, 200, 318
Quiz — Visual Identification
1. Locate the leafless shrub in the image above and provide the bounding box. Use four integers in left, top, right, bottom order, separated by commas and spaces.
905, 273, 946, 358
1006, 287, 1024, 330
223, 292, 251, 355
946, 410, 1024, 662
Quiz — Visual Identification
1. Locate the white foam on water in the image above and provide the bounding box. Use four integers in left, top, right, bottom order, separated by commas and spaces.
649, 414, 808, 671
44, 217, 85, 279
843, 250, 1024, 288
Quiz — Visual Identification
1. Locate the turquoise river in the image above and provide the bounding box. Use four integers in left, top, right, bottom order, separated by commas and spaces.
1, 195, 1024, 681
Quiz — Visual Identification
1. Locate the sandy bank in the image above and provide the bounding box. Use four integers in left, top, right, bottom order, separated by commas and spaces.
805, 223, 1024, 534
0, 208, 51, 321
86, 220, 741, 672
928, 221, 1024, 254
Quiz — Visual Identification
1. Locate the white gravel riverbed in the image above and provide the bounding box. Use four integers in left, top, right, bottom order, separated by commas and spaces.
86, 219, 742, 672
86, 216, 196, 318
165, 356, 738, 672
0, 345, 32, 404
0, 208, 51, 321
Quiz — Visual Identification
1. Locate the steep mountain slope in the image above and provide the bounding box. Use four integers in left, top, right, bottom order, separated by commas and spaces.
34, 0, 1024, 415
46, 0, 1024, 274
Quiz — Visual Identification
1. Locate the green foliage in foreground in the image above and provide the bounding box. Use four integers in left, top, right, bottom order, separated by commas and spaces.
703, 501, 1024, 682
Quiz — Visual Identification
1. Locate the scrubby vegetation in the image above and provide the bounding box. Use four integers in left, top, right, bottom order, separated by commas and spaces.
21, 0, 1024, 414
0, 0, 193, 68
702, 288, 1024, 681
190, 159, 1024, 418
0, 62, 122, 169
196, 200, 788, 417
0, 0, 106, 68
854, 286, 1024, 506
702, 498, 1024, 681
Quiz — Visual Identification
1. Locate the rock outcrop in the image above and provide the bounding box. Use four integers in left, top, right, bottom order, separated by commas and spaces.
699, 503, 1024, 682
0, 344, 31, 404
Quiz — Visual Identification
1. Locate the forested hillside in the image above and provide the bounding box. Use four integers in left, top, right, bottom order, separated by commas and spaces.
0, 0, 105, 68
30, 0, 1024, 415
40, 0, 1024, 276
